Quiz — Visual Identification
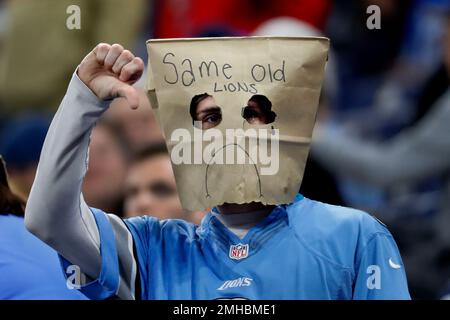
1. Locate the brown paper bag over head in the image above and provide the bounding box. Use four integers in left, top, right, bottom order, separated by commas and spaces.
146, 36, 329, 211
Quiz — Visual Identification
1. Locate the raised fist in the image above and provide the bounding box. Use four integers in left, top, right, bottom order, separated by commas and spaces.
78, 43, 144, 109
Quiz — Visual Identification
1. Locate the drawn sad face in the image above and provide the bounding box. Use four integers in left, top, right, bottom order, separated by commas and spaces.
189, 93, 277, 199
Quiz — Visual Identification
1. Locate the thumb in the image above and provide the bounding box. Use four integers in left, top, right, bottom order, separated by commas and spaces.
115, 84, 140, 110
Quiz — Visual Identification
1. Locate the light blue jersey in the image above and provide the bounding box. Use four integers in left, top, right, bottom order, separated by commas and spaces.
60, 194, 410, 300
0, 215, 87, 300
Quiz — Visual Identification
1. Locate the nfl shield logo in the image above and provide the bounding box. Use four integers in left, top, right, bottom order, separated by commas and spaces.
229, 243, 249, 260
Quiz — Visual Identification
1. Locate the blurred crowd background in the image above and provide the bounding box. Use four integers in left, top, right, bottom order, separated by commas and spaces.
0, 0, 449, 299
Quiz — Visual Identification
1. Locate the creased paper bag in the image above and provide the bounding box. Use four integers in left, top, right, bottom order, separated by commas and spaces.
146, 36, 329, 211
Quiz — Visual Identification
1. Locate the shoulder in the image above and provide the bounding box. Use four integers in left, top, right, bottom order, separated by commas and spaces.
288, 196, 389, 237
124, 215, 199, 243
287, 196, 391, 269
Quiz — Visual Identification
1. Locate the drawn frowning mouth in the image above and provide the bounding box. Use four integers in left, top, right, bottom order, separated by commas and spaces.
205, 143, 262, 199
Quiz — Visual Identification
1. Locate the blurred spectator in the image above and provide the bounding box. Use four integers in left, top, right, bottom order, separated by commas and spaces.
124, 143, 205, 224
312, 17, 450, 298
0, 156, 87, 299
354, 0, 450, 139
0, 114, 50, 200
319, 0, 450, 228
82, 118, 128, 216
152, 0, 330, 38
0, 0, 148, 115
326, 0, 412, 113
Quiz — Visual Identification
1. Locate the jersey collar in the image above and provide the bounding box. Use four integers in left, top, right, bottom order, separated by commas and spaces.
197, 194, 304, 261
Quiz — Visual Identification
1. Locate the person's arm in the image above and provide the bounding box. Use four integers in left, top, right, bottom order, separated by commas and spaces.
312, 90, 450, 188
25, 71, 106, 279
25, 43, 144, 298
